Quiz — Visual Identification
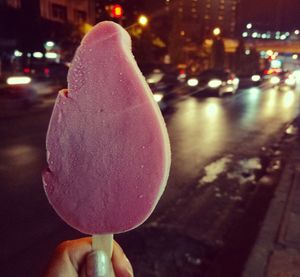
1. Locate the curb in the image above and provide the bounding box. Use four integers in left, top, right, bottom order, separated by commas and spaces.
242, 121, 300, 277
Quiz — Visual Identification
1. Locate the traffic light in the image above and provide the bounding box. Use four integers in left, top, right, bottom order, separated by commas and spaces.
110, 4, 123, 18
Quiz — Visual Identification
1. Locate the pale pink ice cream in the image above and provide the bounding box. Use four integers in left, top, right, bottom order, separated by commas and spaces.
42, 21, 171, 235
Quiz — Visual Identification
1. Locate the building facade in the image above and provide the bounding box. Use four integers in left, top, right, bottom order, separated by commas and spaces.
204, 0, 238, 37
5, 0, 21, 8
40, 0, 96, 25
1, 0, 96, 24
171, 0, 239, 39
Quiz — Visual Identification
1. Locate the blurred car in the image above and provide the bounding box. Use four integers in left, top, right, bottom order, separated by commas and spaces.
22, 62, 68, 85
186, 69, 239, 96
146, 69, 180, 95
269, 71, 296, 90
0, 75, 38, 110
152, 91, 168, 110
144, 67, 182, 110
237, 72, 262, 88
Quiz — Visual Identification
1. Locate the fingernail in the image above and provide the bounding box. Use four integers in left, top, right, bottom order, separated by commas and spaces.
86, 250, 109, 277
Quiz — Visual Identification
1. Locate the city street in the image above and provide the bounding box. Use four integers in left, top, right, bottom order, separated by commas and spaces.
0, 83, 299, 276
1, 0, 300, 276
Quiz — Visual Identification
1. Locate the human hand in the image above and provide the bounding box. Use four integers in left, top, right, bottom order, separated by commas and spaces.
44, 237, 133, 277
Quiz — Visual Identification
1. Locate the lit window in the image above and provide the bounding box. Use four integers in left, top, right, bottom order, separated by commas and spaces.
52, 4, 67, 21
220, 5, 225, 9
218, 16, 224, 20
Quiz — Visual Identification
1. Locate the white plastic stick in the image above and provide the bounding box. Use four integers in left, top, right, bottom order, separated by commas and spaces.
92, 234, 115, 277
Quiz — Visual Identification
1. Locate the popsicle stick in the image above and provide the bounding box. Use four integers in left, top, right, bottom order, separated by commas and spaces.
92, 234, 115, 277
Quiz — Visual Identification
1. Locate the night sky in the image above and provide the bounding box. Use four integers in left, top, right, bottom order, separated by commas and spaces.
239, 0, 300, 31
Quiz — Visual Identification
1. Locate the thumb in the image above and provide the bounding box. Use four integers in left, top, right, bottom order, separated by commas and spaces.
80, 241, 133, 277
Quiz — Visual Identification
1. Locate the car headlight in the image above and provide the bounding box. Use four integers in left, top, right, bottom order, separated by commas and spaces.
146, 78, 157, 84
6, 76, 32, 85
251, 75, 261, 82
187, 78, 199, 87
153, 93, 164, 102
285, 78, 296, 86
233, 78, 239, 85
227, 78, 239, 85
270, 76, 280, 85
208, 79, 222, 88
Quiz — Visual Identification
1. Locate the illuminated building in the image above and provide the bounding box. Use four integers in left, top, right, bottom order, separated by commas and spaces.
170, 0, 239, 38
39, 0, 96, 25
0, 0, 96, 24
3, 0, 21, 8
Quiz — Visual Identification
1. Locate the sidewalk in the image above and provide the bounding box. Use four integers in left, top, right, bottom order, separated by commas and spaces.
243, 119, 300, 277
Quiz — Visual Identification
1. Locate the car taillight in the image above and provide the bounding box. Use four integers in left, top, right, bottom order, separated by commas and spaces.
24, 68, 30, 74
179, 69, 185, 75
44, 68, 50, 76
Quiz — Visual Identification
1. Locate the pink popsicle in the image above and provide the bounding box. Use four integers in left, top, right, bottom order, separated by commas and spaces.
42, 21, 171, 235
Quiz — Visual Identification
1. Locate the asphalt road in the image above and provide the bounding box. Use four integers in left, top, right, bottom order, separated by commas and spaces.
0, 83, 299, 276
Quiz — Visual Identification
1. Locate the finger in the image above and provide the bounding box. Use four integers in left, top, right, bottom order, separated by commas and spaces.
44, 237, 92, 277
111, 241, 134, 277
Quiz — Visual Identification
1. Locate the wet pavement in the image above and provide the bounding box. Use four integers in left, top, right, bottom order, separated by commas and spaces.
0, 84, 299, 276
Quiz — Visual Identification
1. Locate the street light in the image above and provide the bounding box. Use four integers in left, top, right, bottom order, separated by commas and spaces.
14, 50, 23, 57
44, 41, 55, 51
33, 52, 43, 59
246, 23, 252, 29
45, 41, 55, 48
138, 15, 148, 27
213, 27, 221, 36
295, 30, 300, 35
280, 34, 287, 40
